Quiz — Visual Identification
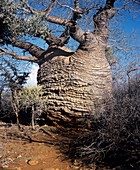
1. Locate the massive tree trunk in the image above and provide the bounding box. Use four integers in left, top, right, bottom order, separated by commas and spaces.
37, 41, 112, 124
37, 1, 116, 125
0, 0, 116, 126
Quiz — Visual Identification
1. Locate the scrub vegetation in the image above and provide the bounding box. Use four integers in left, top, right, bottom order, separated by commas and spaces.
0, 0, 140, 169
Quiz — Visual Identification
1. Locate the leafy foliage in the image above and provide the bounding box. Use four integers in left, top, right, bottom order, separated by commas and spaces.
16, 85, 47, 129
17, 85, 45, 108
0, 0, 49, 40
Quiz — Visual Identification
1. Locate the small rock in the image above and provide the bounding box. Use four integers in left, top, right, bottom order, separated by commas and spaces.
43, 168, 59, 170
15, 167, 22, 170
27, 159, 39, 166
2, 167, 22, 170
17, 155, 22, 158
1, 165, 9, 169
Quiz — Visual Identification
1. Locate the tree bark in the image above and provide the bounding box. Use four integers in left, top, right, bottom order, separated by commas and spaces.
31, 104, 35, 130
0, 89, 3, 111
12, 90, 21, 129
37, 44, 112, 125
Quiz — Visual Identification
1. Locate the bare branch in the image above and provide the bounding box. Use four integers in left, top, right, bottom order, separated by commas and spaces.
17, 6, 31, 14
35, 28, 70, 47
70, 25, 85, 43
127, 68, 139, 74
74, 0, 80, 10
43, 15, 72, 27
114, 2, 130, 10
93, 0, 116, 42
44, 0, 56, 17
18, 1, 72, 27
72, 0, 84, 23
0, 48, 39, 63
39, 0, 83, 28
58, 27, 70, 46
11, 38, 45, 58
20, 0, 37, 14
45, 32, 61, 47
68, 0, 85, 43
132, 0, 140, 4
25, 1, 36, 14
56, 0, 75, 12
17, 0, 85, 43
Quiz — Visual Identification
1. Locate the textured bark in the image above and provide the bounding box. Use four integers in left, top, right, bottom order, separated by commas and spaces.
37, 42, 112, 124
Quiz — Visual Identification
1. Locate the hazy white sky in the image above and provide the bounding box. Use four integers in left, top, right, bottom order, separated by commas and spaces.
25, 64, 39, 86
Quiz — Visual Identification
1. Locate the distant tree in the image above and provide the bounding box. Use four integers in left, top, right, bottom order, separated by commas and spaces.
0, 77, 5, 110
0, 58, 29, 128
17, 86, 46, 130
0, 0, 139, 125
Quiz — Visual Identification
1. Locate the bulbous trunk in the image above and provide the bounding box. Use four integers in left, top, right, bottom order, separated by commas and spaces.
37, 45, 112, 125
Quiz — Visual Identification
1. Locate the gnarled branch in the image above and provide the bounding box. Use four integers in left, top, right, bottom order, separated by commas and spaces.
16, 0, 85, 44
37, 0, 85, 45
58, 27, 70, 46
93, 0, 116, 42
70, 25, 85, 43
0, 48, 39, 63
11, 38, 45, 58
69, 0, 85, 43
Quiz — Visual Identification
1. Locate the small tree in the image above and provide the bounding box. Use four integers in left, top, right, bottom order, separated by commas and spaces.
17, 86, 46, 130
0, 77, 5, 111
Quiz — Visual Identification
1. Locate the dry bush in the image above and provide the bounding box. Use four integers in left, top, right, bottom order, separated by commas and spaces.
67, 79, 140, 169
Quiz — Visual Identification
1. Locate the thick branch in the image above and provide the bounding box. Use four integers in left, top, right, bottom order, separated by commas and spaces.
93, 0, 116, 41
0, 48, 39, 63
45, 0, 85, 44
69, 0, 85, 43
31, 18, 84, 45
11, 38, 45, 58
70, 25, 85, 43
43, 0, 83, 27
58, 27, 70, 46
45, 25, 83, 46
18, 1, 72, 27
18, 1, 85, 44
36, 29, 70, 47
44, 15, 72, 27
39, 2, 85, 45
34, 30, 60, 47
45, 33, 60, 46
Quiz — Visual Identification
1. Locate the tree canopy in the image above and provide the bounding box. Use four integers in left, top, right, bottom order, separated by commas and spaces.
0, 0, 139, 62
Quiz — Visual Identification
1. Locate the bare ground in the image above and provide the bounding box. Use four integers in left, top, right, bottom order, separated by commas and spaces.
0, 122, 91, 170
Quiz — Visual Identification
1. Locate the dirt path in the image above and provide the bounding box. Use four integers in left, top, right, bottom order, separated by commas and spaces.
0, 123, 83, 170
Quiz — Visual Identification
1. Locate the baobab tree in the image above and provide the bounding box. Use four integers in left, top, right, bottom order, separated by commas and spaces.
0, 0, 138, 125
